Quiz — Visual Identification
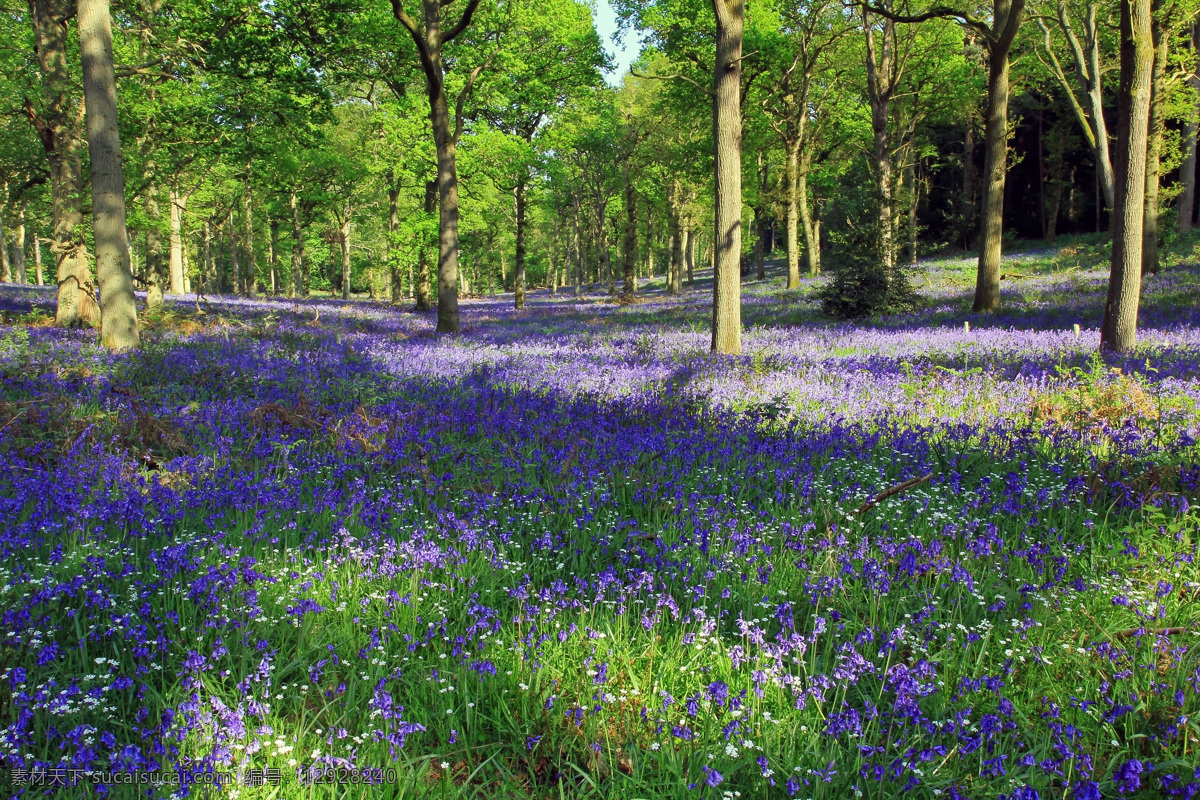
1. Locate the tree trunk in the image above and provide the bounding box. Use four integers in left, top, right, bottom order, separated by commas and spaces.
1101, 0, 1153, 353
785, 139, 801, 287
429, 57, 460, 328
907, 161, 919, 264
1045, 123, 1067, 241
34, 234, 44, 285
1142, 0, 1167, 275
416, 180, 435, 310
573, 199, 583, 295
711, 0, 744, 354
973, 0, 1024, 313
243, 176, 256, 297
961, 116, 976, 249
289, 194, 304, 298
340, 205, 352, 301
145, 187, 165, 308
623, 165, 637, 295
646, 211, 655, 279
29, 0, 96, 327
798, 162, 819, 275
667, 190, 682, 295
685, 225, 696, 286
11, 205, 26, 283
268, 219, 279, 295
0, 189, 10, 282
202, 220, 212, 294
864, 12, 896, 271
388, 170, 403, 303
79, 0, 138, 349
1178, 24, 1199, 233
514, 181, 527, 308
227, 210, 239, 296
169, 185, 186, 293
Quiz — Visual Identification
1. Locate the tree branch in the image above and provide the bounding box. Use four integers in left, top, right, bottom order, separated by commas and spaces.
857, 1, 995, 42
444, 0, 485, 44
630, 69, 711, 95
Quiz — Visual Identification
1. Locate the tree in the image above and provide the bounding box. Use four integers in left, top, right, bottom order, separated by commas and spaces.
865, 0, 1025, 312
1101, 0, 1154, 353
26, 0, 98, 327
391, 0, 494, 333
711, 0, 744, 354
1035, 0, 1117, 213
479, 0, 606, 309
79, 0, 138, 349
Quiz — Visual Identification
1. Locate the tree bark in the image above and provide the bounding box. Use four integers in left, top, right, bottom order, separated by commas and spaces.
227, 210, 239, 296
29, 0, 96, 327
798, 158, 819, 275
340, 204, 352, 301
864, 10, 896, 271
972, 0, 1024, 313
268, 219, 280, 295
711, 0, 744, 354
388, 170, 403, 303
243, 175, 256, 297
1142, 0, 1167, 275
572, 198, 583, 295
667, 184, 682, 295
392, 0, 486, 333
35, 233, 44, 285
785, 139, 801, 287
1041, 2, 1116, 213
514, 181, 527, 308
79, 0, 138, 349
961, 116, 976, 249
1101, 0, 1153, 353
289, 194, 304, 298
12, 205, 27, 283
416, 179, 435, 310
202, 219, 212, 294
145, 186, 165, 308
0, 188, 10, 282
1178, 23, 1199, 233
169, 185, 186, 294
623, 164, 637, 295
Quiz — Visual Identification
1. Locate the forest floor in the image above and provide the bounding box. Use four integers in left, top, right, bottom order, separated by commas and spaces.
1, 234, 1199, 799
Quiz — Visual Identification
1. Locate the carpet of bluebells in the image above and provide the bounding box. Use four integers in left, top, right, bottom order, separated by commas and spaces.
3, 240, 1200, 799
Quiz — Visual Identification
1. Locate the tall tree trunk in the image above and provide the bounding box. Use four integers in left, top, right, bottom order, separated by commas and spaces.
785, 139, 801, 287
961, 116, 977, 249
268, 219, 279, 295
388, 170, 403, 303
12, 205, 26, 283
667, 188, 682, 295
243, 176, 256, 297
169, 185, 186, 293
1178, 23, 1199, 233
646, 210, 655, 279
1045, 123, 1067, 241
711, 0, 744, 354
79, 0, 138, 349
972, 0, 1024, 313
0, 189, 10, 282
623, 165, 637, 295
1101, 0, 1153, 352
228, 210, 239, 295
288, 195, 303, 298
864, 12, 896, 271
29, 0, 96, 327
572, 199, 583, 295
1142, 0, 1167, 275
685, 225, 696, 286
416, 179, 435, 310
202, 220, 212, 294
429, 54, 460, 328
145, 186, 165, 308
798, 159, 819, 275
514, 181, 527, 308
907, 160, 919, 264
35, 233, 44, 285
340, 205, 352, 301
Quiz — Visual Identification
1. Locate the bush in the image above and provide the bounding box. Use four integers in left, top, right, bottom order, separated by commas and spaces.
819, 195, 917, 318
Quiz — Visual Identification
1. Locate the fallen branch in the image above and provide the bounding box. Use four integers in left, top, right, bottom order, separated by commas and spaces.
1114, 625, 1188, 639
854, 472, 935, 515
